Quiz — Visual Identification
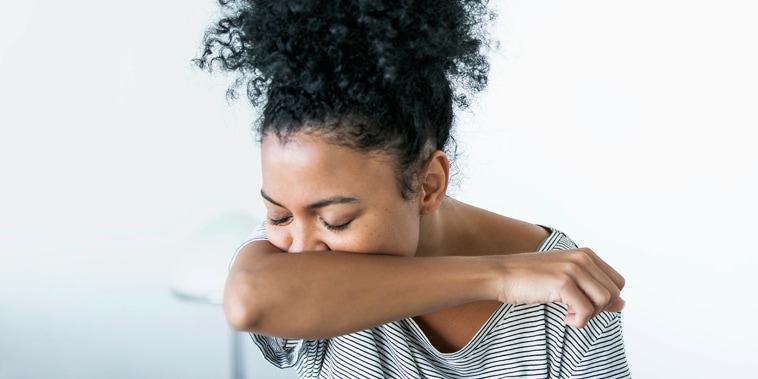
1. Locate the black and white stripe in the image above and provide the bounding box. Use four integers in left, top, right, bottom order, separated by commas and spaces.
243, 227, 631, 378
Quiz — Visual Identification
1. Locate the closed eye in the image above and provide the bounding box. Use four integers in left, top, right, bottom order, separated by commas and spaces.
322, 219, 351, 231
268, 216, 292, 226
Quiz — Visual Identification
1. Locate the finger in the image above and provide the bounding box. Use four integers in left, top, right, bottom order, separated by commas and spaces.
568, 265, 616, 319
559, 280, 595, 328
604, 297, 625, 313
575, 273, 618, 319
577, 263, 621, 315
579, 247, 625, 291
567, 249, 623, 313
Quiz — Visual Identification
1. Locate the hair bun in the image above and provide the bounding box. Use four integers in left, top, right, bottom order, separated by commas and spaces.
197, 0, 493, 109
197, 0, 494, 199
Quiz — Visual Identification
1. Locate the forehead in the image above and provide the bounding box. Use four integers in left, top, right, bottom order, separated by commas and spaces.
260, 133, 400, 203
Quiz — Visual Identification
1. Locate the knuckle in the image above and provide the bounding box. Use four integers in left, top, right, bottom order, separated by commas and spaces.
574, 302, 592, 317
556, 275, 575, 290
610, 287, 621, 300
575, 251, 593, 264
598, 290, 611, 306
561, 261, 575, 274
560, 261, 580, 275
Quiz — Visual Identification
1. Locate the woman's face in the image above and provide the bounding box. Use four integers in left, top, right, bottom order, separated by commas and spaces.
260, 132, 423, 255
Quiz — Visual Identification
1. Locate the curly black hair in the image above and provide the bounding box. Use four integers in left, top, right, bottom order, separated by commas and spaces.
196, 0, 493, 198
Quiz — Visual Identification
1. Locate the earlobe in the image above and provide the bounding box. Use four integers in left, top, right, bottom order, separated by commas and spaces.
419, 151, 450, 215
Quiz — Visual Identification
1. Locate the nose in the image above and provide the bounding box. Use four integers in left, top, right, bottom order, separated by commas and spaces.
287, 222, 329, 253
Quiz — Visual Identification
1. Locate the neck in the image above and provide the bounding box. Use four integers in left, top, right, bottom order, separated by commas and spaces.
415, 197, 472, 257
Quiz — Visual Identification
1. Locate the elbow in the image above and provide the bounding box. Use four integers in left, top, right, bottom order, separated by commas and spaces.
224, 271, 265, 332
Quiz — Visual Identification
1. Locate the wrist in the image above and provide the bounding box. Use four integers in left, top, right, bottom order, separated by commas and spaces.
464, 255, 505, 303
477, 254, 515, 304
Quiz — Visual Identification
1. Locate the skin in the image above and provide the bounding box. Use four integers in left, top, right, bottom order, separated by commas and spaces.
224, 131, 625, 352
259, 133, 423, 257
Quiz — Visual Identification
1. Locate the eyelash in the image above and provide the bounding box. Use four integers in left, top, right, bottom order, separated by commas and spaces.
322, 219, 351, 232
268, 216, 351, 232
268, 216, 292, 226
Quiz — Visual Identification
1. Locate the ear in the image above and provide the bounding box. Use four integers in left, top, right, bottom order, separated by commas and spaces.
418, 150, 450, 215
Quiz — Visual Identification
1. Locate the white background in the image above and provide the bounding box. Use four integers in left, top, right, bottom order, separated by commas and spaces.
1, 1, 756, 378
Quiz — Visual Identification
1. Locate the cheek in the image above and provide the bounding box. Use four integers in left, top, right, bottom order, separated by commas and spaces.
263, 203, 421, 255
264, 225, 290, 251
317, 213, 419, 255
319, 224, 376, 253
370, 207, 419, 255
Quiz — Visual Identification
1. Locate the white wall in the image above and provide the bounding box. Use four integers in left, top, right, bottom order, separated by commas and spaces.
0, 1, 755, 378
459, 2, 758, 377
0, 1, 290, 378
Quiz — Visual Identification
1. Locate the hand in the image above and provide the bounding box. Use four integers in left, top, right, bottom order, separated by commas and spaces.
494, 248, 625, 328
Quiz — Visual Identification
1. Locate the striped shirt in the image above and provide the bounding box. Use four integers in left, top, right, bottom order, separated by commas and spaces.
233, 226, 631, 378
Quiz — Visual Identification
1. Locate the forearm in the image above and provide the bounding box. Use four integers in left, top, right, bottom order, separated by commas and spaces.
224, 241, 497, 339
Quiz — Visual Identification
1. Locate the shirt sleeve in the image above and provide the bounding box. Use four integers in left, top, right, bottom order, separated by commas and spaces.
228, 222, 268, 270
250, 334, 329, 371
540, 228, 631, 378
561, 311, 631, 378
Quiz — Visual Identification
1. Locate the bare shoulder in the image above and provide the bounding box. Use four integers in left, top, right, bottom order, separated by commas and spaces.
448, 198, 550, 255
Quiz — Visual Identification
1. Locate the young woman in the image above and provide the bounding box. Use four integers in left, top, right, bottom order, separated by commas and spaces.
197, 1, 629, 377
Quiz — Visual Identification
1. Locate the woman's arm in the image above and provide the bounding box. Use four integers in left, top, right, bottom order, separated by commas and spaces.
225, 241, 624, 339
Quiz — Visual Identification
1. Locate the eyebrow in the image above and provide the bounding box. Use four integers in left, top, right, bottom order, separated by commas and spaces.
260, 190, 359, 210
